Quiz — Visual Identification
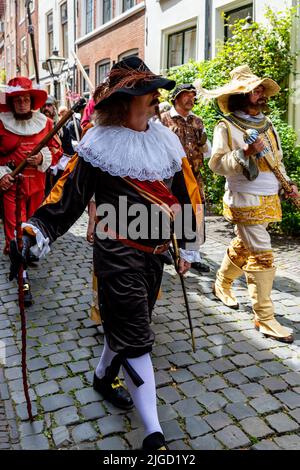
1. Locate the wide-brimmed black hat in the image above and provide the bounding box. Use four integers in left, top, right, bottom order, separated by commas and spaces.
170, 83, 197, 104
94, 57, 175, 109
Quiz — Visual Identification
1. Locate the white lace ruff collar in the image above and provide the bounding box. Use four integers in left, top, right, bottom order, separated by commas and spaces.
77, 121, 184, 181
0, 111, 47, 136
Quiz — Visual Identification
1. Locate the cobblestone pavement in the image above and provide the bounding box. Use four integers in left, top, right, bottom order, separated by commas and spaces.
0, 214, 300, 451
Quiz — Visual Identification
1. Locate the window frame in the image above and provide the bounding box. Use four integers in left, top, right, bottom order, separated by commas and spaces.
81, 66, 90, 98
224, 2, 253, 41
96, 59, 111, 85
60, 1, 68, 58
122, 0, 135, 13
167, 26, 196, 69
46, 10, 54, 57
103, 0, 112, 24
85, 0, 94, 34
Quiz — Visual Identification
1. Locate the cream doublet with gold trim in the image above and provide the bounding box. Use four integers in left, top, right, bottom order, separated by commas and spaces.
209, 114, 289, 225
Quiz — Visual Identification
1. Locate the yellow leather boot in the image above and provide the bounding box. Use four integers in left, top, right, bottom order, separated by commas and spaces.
244, 267, 293, 343
213, 250, 244, 309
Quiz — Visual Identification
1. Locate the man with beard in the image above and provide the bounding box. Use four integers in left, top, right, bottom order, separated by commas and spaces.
199, 65, 299, 344
14, 57, 204, 449
161, 83, 211, 273
0, 77, 61, 304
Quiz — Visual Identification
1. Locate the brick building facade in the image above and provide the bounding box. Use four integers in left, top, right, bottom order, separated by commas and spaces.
76, 0, 145, 97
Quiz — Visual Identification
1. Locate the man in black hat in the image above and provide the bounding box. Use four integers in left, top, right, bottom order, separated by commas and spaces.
161, 83, 211, 273
13, 57, 203, 450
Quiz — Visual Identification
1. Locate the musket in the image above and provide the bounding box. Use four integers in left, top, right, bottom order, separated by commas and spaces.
8, 98, 86, 180
169, 233, 196, 353
25, 0, 39, 84
71, 50, 94, 93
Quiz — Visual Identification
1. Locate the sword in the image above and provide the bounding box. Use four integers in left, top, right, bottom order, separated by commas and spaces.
169, 233, 196, 353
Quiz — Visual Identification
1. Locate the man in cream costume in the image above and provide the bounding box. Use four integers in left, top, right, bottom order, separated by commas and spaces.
14, 58, 203, 450
199, 65, 299, 344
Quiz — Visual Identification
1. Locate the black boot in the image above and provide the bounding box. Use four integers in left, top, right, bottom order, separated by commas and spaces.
93, 373, 134, 410
191, 261, 210, 273
23, 278, 33, 307
142, 432, 167, 450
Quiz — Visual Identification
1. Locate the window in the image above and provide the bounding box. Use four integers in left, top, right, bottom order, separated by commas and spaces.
47, 11, 54, 56
96, 59, 110, 84
85, 0, 94, 34
61, 2, 68, 58
19, 0, 25, 22
20, 37, 27, 75
167, 27, 196, 68
118, 49, 139, 61
21, 37, 26, 56
103, 0, 112, 24
224, 3, 253, 40
81, 67, 90, 98
122, 0, 135, 12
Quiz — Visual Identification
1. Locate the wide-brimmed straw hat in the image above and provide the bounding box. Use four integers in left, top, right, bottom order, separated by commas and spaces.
195, 65, 280, 114
94, 57, 175, 109
0, 76, 47, 112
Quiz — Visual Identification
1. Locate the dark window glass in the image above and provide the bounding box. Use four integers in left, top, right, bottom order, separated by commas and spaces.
167, 27, 196, 68
96, 60, 110, 84
47, 12, 54, 56
103, 0, 112, 24
122, 0, 135, 12
61, 2, 68, 58
86, 0, 93, 33
82, 67, 90, 98
224, 3, 253, 40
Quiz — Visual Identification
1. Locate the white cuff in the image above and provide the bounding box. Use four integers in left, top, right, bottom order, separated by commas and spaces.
38, 147, 52, 172
179, 248, 202, 263
0, 166, 11, 178
22, 223, 51, 258
50, 154, 71, 175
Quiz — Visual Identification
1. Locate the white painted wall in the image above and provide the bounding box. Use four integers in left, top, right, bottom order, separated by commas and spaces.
38, 0, 76, 104
145, 0, 292, 73
145, 0, 206, 73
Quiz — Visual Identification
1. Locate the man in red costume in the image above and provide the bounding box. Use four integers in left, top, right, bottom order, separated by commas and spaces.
0, 77, 62, 304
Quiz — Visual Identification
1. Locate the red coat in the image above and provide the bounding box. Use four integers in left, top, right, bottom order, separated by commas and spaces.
0, 116, 62, 195
0, 114, 63, 250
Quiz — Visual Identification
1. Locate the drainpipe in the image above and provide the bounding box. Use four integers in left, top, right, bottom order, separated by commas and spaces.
73, 0, 77, 93
289, 0, 300, 141
204, 0, 211, 60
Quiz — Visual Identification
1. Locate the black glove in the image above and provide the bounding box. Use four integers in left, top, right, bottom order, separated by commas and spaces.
9, 235, 35, 281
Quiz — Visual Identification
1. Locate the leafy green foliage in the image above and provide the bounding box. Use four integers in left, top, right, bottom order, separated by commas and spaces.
164, 7, 300, 234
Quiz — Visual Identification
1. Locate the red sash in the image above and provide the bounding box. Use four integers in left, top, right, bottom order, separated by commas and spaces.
123, 177, 181, 221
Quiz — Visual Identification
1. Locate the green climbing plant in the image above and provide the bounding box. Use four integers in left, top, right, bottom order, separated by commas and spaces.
164, 7, 300, 235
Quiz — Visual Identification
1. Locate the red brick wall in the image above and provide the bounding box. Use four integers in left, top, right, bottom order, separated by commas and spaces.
77, 5, 145, 92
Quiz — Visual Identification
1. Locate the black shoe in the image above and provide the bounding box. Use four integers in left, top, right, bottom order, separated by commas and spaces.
93, 373, 134, 410
27, 252, 39, 267
191, 261, 210, 273
23, 281, 33, 307
142, 432, 167, 451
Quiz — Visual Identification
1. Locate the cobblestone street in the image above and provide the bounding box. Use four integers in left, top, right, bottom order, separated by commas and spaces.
0, 213, 300, 451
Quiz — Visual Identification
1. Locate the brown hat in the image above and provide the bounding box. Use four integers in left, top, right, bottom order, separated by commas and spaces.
195, 65, 280, 114
94, 57, 175, 109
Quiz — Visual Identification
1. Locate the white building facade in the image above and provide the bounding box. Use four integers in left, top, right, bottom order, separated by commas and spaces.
145, 0, 293, 73
145, 0, 300, 136
38, 0, 77, 105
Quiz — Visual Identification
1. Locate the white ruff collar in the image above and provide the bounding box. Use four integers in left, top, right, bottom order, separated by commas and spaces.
77, 121, 184, 181
0, 111, 47, 135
